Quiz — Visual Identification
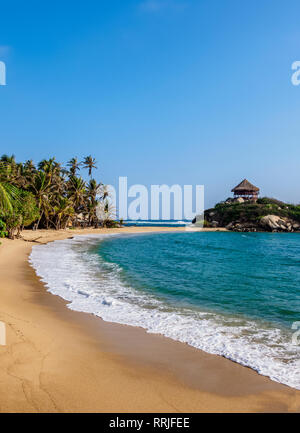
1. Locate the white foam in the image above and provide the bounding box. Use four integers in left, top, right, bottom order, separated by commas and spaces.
124, 220, 189, 226
29, 234, 300, 390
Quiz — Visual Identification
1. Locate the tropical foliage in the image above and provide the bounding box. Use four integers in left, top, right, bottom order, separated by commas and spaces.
0, 155, 116, 239
0, 218, 7, 238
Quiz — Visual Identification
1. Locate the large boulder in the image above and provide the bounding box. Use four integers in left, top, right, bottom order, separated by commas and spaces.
260, 215, 288, 231
226, 221, 258, 232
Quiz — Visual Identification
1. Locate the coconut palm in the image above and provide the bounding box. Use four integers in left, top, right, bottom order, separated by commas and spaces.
67, 157, 81, 176
52, 197, 74, 230
1, 154, 16, 165
98, 183, 109, 200
68, 176, 86, 210
0, 157, 15, 183
86, 179, 101, 201
0, 161, 21, 213
24, 159, 36, 172
86, 179, 101, 226
96, 199, 116, 227
82, 155, 97, 177
38, 157, 55, 172
0, 182, 14, 213
29, 171, 52, 229
0, 154, 116, 235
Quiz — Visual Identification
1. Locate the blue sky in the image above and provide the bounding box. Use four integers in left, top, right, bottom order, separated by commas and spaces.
1, 0, 300, 208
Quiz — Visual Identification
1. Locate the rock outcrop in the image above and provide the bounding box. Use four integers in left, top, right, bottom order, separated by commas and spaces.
203, 197, 300, 232
260, 215, 300, 232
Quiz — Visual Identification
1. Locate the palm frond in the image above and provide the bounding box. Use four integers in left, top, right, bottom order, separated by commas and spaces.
0, 182, 22, 213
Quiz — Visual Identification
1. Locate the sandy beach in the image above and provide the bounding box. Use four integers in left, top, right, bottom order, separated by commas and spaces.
0, 226, 299, 413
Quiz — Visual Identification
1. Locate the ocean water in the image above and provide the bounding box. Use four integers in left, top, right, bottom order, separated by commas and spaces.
123, 219, 190, 227
29, 232, 300, 389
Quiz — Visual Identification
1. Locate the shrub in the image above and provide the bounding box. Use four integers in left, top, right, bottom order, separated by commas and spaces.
257, 197, 285, 206
3, 190, 39, 238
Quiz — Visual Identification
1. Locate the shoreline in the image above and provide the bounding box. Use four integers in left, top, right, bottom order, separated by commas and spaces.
0, 227, 299, 412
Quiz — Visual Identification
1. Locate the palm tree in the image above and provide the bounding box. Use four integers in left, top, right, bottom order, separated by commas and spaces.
0, 156, 17, 183
96, 199, 116, 227
98, 183, 109, 200
82, 155, 97, 177
0, 154, 115, 234
38, 157, 55, 172
0, 161, 21, 213
24, 160, 36, 172
1, 154, 16, 165
52, 197, 74, 230
29, 171, 52, 229
67, 157, 81, 176
0, 182, 13, 213
68, 176, 86, 210
86, 179, 101, 201
86, 179, 101, 226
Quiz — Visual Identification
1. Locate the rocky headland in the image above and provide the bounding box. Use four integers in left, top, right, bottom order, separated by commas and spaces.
203, 197, 300, 232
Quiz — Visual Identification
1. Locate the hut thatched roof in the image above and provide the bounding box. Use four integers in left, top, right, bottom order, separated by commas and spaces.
231, 179, 259, 192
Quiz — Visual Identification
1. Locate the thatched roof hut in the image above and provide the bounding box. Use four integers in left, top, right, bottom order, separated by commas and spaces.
231, 179, 259, 201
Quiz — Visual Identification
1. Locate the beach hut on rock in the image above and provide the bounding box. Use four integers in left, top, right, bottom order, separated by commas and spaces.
231, 179, 260, 202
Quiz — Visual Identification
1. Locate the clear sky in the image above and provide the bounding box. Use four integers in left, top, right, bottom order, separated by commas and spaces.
1, 0, 300, 209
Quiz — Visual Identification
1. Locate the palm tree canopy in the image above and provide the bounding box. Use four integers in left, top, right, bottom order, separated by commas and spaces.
1, 154, 16, 164
82, 155, 97, 177
0, 155, 115, 234
0, 161, 22, 213
67, 157, 81, 176
0, 182, 13, 213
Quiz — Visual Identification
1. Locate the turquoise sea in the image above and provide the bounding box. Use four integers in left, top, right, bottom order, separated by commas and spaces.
30, 232, 300, 389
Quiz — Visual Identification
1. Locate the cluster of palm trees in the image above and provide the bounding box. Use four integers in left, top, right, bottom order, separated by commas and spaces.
0, 154, 115, 238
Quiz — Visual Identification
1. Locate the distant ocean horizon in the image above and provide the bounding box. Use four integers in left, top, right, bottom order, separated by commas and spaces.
122, 219, 191, 227
30, 231, 300, 390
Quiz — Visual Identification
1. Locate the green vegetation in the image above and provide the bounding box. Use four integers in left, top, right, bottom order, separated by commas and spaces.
0, 219, 7, 238
4, 190, 40, 238
0, 154, 115, 239
205, 197, 300, 229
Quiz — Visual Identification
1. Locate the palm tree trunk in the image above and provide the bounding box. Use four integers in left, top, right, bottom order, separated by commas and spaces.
36, 210, 44, 230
